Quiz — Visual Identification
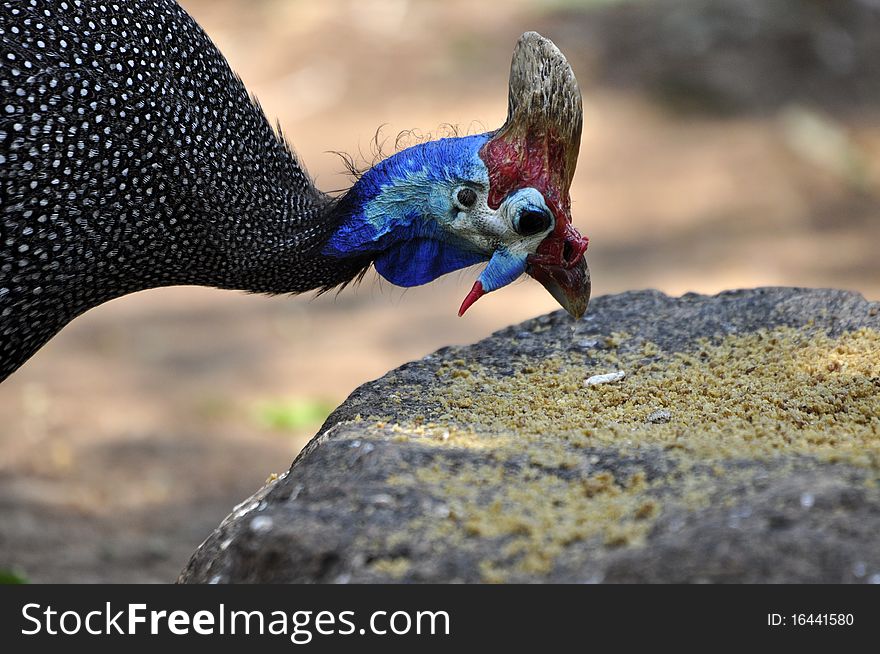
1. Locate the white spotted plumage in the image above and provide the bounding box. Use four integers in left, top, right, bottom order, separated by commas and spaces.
1, 0, 368, 381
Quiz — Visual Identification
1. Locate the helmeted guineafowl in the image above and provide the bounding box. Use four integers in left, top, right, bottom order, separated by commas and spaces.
1, 0, 589, 382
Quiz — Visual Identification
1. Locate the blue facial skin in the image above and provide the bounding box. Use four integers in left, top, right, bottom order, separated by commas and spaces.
325, 133, 529, 290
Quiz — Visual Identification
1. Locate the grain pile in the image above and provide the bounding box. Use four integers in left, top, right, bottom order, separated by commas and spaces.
434, 326, 880, 465
354, 326, 880, 580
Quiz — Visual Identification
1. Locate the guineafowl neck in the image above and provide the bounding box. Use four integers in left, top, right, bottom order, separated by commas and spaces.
0, 0, 367, 381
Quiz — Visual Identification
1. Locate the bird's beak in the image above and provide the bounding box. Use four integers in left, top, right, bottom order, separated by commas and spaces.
527, 223, 591, 319
528, 257, 591, 320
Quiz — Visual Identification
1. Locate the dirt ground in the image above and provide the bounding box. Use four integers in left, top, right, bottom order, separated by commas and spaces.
1, 0, 879, 582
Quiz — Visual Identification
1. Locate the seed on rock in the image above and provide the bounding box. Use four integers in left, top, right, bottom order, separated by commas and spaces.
646, 409, 672, 424
577, 338, 600, 350
584, 370, 625, 386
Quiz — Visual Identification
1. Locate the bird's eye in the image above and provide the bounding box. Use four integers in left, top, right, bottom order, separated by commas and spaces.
456, 187, 477, 208
514, 209, 553, 237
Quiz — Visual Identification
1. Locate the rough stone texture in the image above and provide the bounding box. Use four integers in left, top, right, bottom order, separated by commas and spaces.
180, 288, 880, 583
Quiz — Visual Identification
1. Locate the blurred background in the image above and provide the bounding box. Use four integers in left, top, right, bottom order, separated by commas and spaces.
1, 0, 879, 582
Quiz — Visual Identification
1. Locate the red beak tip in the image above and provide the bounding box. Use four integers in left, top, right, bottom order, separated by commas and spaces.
458, 281, 486, 317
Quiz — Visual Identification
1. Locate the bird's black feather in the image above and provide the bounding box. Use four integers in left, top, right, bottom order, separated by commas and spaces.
0, 0, 372, 380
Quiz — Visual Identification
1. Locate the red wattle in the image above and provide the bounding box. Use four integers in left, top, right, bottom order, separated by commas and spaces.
458, 281, 486, 317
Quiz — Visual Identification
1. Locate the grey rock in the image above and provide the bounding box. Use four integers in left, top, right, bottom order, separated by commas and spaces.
603, 473, 880, 583
180, 288, 880, 583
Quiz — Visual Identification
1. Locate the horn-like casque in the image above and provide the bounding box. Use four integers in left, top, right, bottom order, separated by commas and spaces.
503, 31, 582, 187
482, 32, 583, 214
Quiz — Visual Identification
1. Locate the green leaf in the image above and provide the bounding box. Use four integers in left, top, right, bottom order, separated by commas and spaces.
0, 569, 28, 584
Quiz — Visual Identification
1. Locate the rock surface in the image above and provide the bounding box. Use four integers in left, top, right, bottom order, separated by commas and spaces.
180, 288, 880, 583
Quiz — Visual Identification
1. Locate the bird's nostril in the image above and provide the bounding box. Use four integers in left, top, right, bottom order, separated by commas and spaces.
562, 240, 574, 263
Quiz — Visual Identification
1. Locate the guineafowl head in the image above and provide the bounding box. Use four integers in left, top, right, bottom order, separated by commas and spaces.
324, 32, 590, 318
